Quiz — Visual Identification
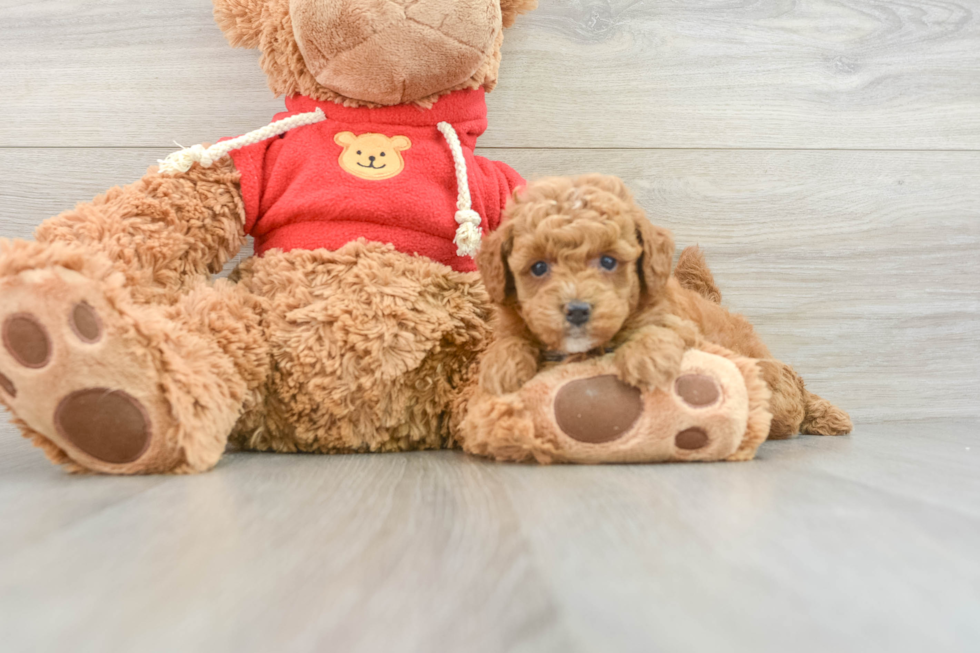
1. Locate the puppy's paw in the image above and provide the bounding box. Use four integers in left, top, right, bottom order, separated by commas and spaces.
479, 339, 539, 396
614, 327, 685, 391
615, 351, 682, 391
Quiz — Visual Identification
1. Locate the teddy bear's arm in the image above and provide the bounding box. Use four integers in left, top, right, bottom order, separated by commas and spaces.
32, 157, 246, 303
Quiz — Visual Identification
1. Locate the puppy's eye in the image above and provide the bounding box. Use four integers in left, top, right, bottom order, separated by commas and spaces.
356, 150, 362, 155
599, 255, 618, 271
380, 152, 386, 157
530, 261, 549, 277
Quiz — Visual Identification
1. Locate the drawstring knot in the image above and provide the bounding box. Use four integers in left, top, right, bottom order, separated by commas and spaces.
437, 121, 482, 259
158, 108, 327, 175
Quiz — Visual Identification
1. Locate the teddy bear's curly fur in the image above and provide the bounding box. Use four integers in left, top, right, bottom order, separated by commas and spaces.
0, 0, 537, 474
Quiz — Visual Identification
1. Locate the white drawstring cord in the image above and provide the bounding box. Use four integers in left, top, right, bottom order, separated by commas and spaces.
437, 121, 482, 259
160, 113, 482, 260
158, 109, 327, 175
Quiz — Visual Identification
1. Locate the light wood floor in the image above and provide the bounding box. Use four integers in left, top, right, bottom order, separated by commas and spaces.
1, 422, 978, 653
1, 1, 978, 651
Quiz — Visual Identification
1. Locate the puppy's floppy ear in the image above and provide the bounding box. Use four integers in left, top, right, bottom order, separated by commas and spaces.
478, 221, 516, 305
634, 215, 675, 305
500, 0, 538, 28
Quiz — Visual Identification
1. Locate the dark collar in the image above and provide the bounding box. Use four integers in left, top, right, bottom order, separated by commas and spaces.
540, 346, 615, 363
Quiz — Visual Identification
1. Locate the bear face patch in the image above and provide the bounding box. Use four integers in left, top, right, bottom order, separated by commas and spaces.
334, 131, 412, 181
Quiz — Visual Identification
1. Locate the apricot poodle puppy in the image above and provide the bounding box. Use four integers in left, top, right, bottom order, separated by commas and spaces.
476, 174, 851, 439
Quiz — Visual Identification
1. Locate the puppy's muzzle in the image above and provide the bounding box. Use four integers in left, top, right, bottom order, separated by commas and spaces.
565, 301, 592, 327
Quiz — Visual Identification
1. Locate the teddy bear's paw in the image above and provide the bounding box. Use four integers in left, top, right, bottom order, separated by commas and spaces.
540, 350, 754, 463
0, 267, 178, 474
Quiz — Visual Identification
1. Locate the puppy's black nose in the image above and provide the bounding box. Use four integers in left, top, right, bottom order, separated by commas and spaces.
369, 155, 376, 162
565, 302, 592, 327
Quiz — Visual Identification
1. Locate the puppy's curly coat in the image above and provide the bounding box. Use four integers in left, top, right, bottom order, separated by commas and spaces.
477, 174, 851, 439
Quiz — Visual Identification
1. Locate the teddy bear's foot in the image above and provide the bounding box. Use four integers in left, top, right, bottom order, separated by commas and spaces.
458, 348, 772, 464
0, 264, 232, 474
546, 350, 758, 463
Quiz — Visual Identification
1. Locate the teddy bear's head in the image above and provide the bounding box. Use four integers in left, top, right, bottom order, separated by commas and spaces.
213, 0, 537, 107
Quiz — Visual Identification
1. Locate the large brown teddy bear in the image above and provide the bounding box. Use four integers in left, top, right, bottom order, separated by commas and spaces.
0, 0, 538, 474
0, 0, 845, 474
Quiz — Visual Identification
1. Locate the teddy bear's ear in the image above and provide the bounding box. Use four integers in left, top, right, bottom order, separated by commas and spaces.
213, 0, 282, 49
500, 0, 538, 28
390, 136, 412, 152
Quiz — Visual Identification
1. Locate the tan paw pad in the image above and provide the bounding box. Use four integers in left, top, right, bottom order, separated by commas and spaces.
554, 375, 642, 444
675, 427, 710, 450
674, 374, 721, 408
69, 302, 103, 343
3, 314, 52, 369
55, 389, 151, 465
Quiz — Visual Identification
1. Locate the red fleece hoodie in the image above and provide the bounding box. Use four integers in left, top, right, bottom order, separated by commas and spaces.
227, 89, 524, 272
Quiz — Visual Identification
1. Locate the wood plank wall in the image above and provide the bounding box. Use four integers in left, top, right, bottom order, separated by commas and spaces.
1, 0, 978, 424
